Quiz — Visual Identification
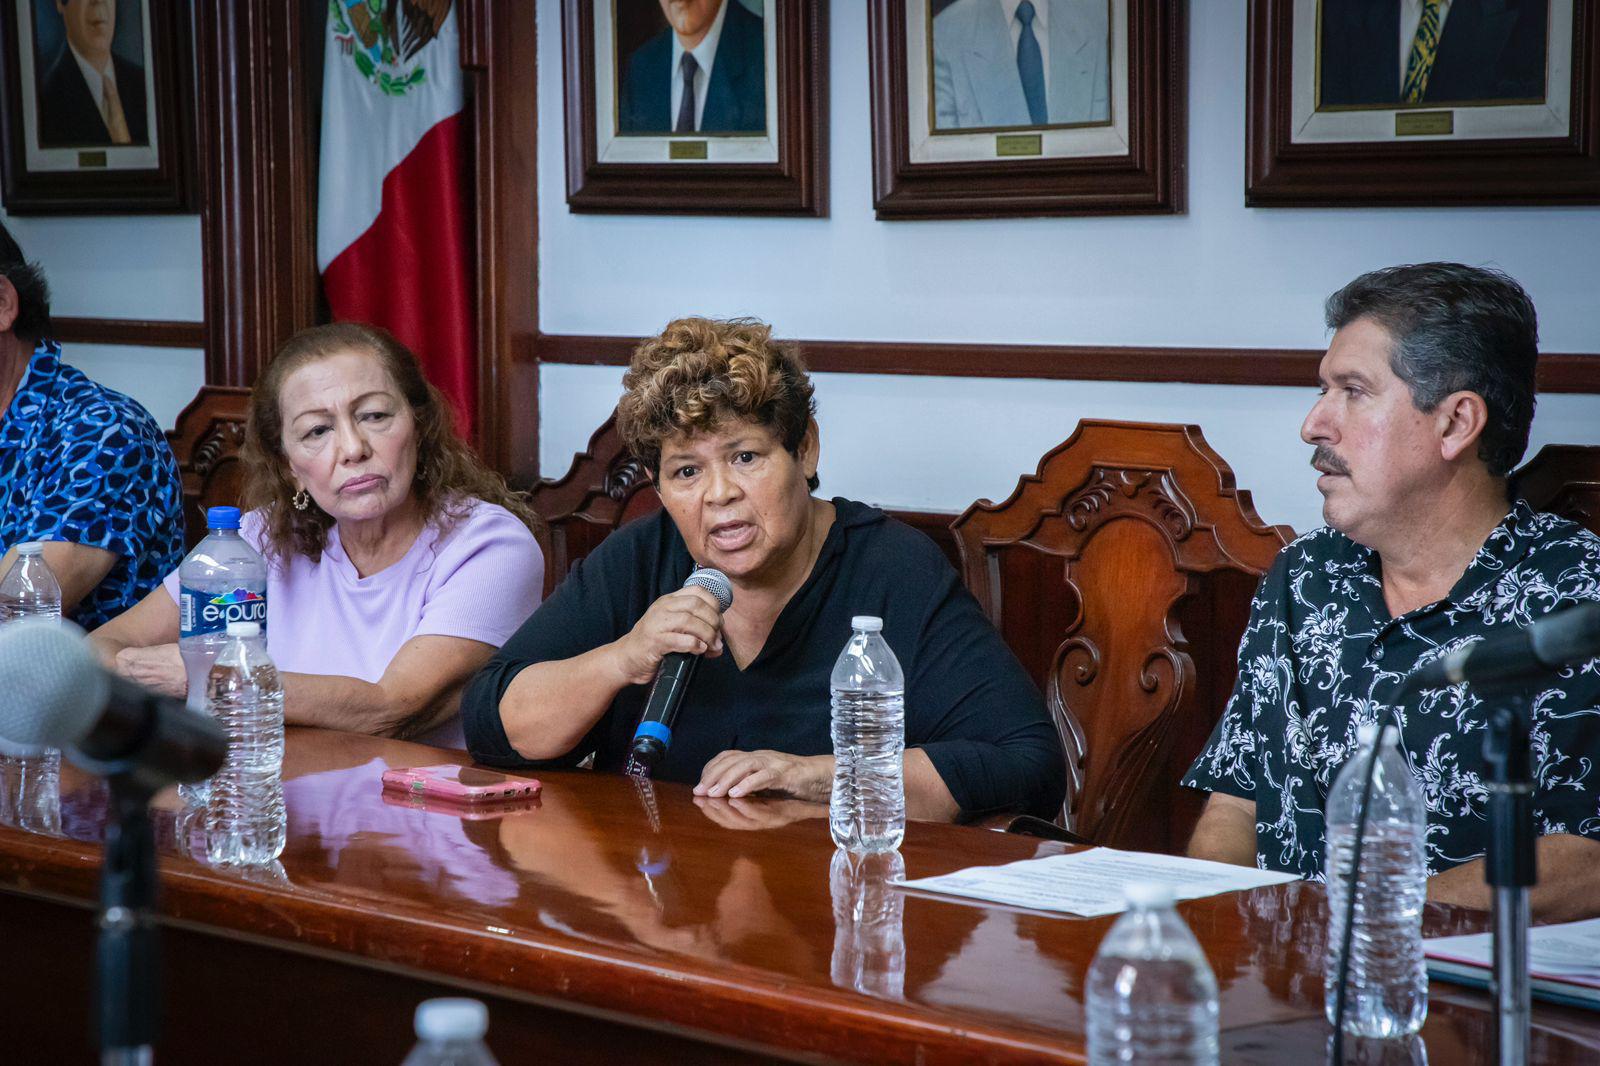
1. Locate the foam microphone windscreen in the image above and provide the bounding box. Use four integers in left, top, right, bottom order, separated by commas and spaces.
0, 622, 109, 748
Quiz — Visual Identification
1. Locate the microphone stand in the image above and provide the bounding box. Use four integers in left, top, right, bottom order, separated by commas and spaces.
1480, 688, 1534, 1066
98, 773, 160, 1066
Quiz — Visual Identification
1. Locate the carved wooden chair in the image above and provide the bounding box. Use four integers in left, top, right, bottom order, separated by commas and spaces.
166, 386, 252, 550
527, 415, 663, 599
952, 420, 1294, 853
1513, 444, 1600, 537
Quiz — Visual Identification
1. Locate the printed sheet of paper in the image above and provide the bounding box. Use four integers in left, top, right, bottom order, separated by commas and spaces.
894, 848, 1299, 917
1427, 917, 1600, 983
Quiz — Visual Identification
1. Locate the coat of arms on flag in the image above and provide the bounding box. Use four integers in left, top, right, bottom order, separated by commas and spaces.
328, 0, 454, 98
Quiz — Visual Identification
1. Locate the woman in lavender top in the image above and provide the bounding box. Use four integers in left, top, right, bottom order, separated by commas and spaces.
91, 323, 544, 748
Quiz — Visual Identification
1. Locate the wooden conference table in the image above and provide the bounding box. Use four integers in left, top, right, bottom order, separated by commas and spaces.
1, 729, 1598, 1064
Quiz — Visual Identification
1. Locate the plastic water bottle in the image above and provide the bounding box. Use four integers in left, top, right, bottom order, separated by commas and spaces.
0, 544, 64, 776
830, 848, 906, 999
0, 542, 62, 623
1086, 882, 1220, 1066
829, 616, 905, 853
204, 621, 286, 866
402, 998, 499, 1066
177, 506, 267, 804
1324, 721, 1428, 1038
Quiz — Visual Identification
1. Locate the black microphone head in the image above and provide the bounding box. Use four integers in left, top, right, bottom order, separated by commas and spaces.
685, 568, 733, 613
1531, 602, 1600, 668
0, 622, 108, 748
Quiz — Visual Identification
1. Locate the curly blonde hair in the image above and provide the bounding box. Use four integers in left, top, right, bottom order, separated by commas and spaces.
616, 317, 818, 489
241, 322, 543, 563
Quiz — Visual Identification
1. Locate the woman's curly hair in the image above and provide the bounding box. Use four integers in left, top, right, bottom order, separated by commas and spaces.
242, 322, 543, 563
617, 317, 818, 490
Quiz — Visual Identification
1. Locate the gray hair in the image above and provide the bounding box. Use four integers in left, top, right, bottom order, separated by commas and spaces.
1325, 263, 1538, 477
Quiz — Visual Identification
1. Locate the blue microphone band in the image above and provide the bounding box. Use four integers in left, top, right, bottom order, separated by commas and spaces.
633, 720, 672, 746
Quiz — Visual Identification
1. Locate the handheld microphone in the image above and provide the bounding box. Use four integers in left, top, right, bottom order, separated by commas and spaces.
1411, 601, 1600, 690
628, 568, 733, 774
0, 622, 226, 791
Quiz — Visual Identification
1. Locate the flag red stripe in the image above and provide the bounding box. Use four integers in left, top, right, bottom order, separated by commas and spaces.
322, 114, 476, 436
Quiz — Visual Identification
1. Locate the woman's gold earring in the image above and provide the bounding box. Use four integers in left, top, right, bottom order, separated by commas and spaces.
293, 489, 310, 511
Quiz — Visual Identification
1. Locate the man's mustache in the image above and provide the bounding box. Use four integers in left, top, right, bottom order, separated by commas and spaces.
1310, 446, 1350, 476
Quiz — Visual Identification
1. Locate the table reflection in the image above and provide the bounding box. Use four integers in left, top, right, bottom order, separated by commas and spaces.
0, 752, 61, 836
830, 849, 906, 999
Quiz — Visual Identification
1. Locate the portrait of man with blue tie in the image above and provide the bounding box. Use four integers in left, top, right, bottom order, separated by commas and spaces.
930, 0, 1111, 132
616, 0, 767, 136
1318, 0, 1549, 110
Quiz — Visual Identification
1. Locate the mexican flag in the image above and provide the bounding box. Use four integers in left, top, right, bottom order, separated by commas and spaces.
318, 0, 475, 435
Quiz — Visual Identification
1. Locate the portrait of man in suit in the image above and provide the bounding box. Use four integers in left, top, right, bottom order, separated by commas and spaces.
617, 0, 767, 136
33, 0, 150, 148
1318, 0, 1549, 109
931, 0, 1111, 132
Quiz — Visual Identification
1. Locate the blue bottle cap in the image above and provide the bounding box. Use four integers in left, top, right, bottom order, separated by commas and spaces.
206, 506, 242, 530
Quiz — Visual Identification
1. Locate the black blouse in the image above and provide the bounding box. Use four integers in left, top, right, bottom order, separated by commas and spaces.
462, 498, 1066, 819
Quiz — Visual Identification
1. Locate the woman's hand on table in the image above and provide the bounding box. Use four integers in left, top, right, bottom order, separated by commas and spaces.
694, 749, 833, 803
113, 642, 187, 699
609, 586, 725, 686
692, 794, 826, 831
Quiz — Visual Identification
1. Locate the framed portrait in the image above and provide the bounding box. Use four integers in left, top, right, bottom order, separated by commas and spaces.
0, 0, 193, 213
867, 0, 1186, 219
1247, 0, 1600, 206
562, 0, 827, 216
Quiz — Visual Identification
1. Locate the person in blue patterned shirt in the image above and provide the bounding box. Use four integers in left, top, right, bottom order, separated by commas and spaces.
1184, 263, 1600, 922
0, 223, 183, 629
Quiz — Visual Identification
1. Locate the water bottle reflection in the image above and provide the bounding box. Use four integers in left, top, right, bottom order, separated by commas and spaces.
830, 849, 906, 999
0, 750, 62, 836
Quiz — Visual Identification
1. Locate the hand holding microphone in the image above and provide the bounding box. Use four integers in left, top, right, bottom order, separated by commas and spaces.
624, 569, 734, 774
613, 570, 733, 686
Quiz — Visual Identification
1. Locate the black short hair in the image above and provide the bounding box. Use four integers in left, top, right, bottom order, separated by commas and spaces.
1325, 263, 1538, 477
0, 222, 51, 342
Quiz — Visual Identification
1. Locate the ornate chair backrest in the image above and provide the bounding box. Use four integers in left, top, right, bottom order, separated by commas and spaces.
166, 386, 252, 550
952, 420, 1293, 853
1513, 444, 1600, 537
528, 415, 662, 599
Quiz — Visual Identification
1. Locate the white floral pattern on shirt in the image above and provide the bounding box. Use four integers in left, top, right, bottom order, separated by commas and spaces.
1184, 500, 1600, 878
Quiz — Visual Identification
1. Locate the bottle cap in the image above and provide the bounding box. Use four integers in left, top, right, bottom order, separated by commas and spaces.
414, 998, 489, 1041
1356, 721, 1380, 747
206, 506, 242, 530
1123, 881, 1175, 910
15, 542, 44, 555
226, 621, 261, 638
851, 615, 883, 632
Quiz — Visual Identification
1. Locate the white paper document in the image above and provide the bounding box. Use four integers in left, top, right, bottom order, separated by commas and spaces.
894, 848, 1300, 917
1427, 917, 1600, 982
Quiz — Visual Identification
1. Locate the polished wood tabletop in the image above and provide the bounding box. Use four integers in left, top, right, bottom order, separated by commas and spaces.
1, 728, 1598, 1064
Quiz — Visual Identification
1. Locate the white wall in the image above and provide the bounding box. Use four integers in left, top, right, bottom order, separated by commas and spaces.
535, 0, 1600, 535
0, 205, 205, 428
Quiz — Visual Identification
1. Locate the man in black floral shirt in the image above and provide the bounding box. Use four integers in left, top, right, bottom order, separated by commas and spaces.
1184, 263, 1600, 921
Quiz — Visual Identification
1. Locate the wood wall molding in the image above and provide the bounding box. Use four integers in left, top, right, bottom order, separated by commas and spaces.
533, 333, 1600, 393
193, 0, 321, 389
51, 317, 206, 350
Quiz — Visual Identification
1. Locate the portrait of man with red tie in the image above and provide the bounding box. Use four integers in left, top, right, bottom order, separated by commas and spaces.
33, 0, 150, 148
1318, 0, 1549, 110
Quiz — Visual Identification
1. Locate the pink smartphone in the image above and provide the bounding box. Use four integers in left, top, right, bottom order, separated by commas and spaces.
380, 787, 541, 820
380, 764, 542, 804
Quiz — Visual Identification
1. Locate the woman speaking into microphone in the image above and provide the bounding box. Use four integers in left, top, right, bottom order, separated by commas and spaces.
462, 317, 1063, 822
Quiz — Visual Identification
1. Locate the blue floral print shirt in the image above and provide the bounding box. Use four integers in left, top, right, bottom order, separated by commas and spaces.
0, 341, 184, 628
